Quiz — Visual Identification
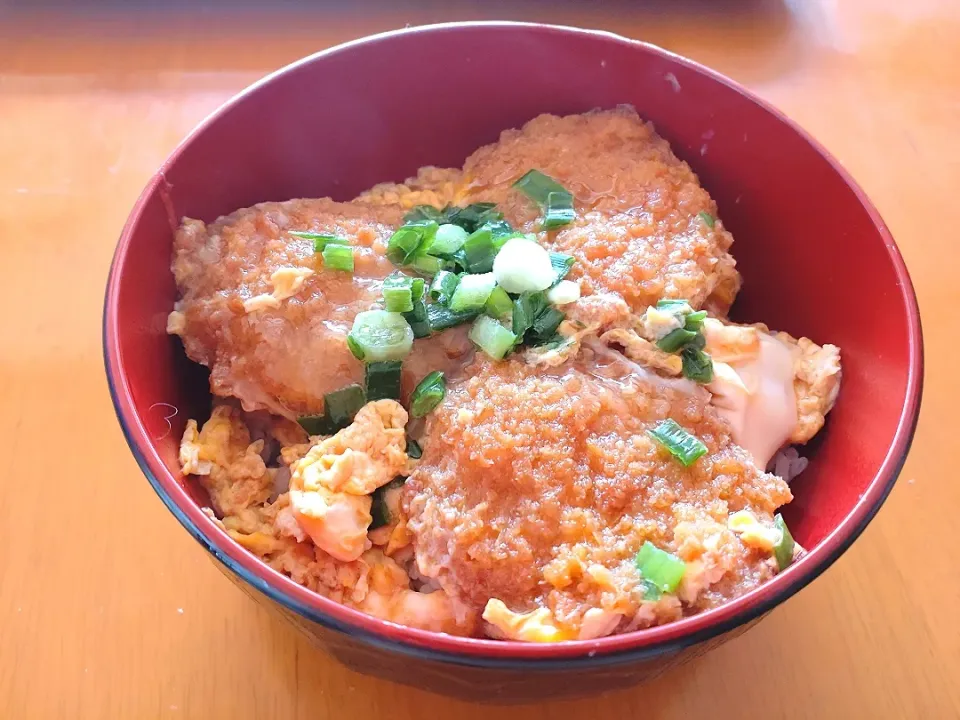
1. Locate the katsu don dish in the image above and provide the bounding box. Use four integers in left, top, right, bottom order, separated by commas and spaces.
169, 107, 841, 642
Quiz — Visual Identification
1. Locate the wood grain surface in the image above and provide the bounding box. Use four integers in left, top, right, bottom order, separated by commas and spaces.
1, 1, 957, 717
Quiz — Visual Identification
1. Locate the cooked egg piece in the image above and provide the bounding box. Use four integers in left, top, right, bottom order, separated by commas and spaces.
288, 400, 409, 561
728, 510, 780, 552
482, 599, 575, 642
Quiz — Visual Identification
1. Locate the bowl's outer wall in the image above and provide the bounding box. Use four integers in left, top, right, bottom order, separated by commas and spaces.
214, 556, 764, 702
109, 24, 918, 699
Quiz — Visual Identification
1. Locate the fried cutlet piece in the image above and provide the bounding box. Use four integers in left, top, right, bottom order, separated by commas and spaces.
169, 197, 472, 417
403, 354, 791, 638
455, 107, 741, 314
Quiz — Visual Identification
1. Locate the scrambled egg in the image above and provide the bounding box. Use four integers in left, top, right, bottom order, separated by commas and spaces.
728, 510, 781, 552
600, 328, 683, 375
288, 400, 408, 562
243, 266, 315, 313
178, 405, 274, 517
482, 600, 576, 642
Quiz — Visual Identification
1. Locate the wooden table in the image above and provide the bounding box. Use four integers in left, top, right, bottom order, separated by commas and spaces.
1, 1, 957, 717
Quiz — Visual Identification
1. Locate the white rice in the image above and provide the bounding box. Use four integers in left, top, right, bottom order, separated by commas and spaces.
769, 446, 808, 483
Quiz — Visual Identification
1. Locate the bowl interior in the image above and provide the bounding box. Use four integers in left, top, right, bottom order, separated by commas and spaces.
108, 23, 918, 657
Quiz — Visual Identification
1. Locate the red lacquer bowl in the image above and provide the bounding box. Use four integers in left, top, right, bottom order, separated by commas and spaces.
103, 22, 923, 702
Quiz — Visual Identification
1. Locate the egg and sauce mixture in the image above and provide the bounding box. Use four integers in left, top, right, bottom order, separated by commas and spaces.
170, 108, 841, 641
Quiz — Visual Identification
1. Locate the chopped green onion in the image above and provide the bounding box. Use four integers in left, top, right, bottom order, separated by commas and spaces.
297, 383, 368, 436
289, 231, 347, 253
324, 384, 366, 429
681, 346, 714, 383
322, 243, 354, 272
346, 334, 366, 361
406, 318, 432, 339
365, 361, 402, 402
483, 219, 516, 239
512, 291, 547, 340
404, 205, 444, 224
296, 414, 330, 436
546, 279, 580, 306
544, 191, 576, 229
387, 223, 437, 265
468, 315, 517, 360
447, 203, 499, 233
657, 328, 698, 353
698, 211, 716, 229
404, 298, 428, 322
403, 299, 431, 338
430, 224, 469, 256
410, 371, 446, 418
647, 418, 707, 467
348, 310, 414, 362
635, 541, 687, 592
530, 307, 565, 342
640, 579, 662, 602
386, 227, 421, 265
370, 477, 405, 529
773, 514, 795, 570
410, 253, 443, 275
462, 227, 496, 274
449, 273, 497, 312
406, 439, 422, 459
684, 310, 707, 332
513, 169, 569, 205
429, 271, 460, 305
426, 304, 479, 332
484, 285, 513, 319
656, 298, 693, 313
412, 279, 426, 304
382, 273, 416, 313
548, 253, 575, 285
493, 237, 555, 293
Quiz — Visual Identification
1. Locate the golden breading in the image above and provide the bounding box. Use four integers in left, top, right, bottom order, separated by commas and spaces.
404, 357, 791, 636
455, 108, 741, 313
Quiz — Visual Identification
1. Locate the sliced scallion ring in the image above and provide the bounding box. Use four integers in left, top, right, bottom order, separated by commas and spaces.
325, 385, 366, 425
410, 371, 446, 418
546, 279, 580, 306
347, 310, 414, 362
289, 231, 347, 253
681, 346, 714, 383
492, 237, 555, 294
430, 223, 469, 256
635, 541, 687, 592
429, 271, 460, 306
773, 514, 795, 570
426, 304, 479, 332
647, 418, 707, 467
449, 273, 497, 312
543, 190, 576, 229
322, 243, 354, 272
513, 169, 569, 205
484, 285, 513, 319
462, 227, 497, 274
468, 315, 517, 360
365, 360, 403, 402
382, 273, 416, 313
657, 328, 698, 353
